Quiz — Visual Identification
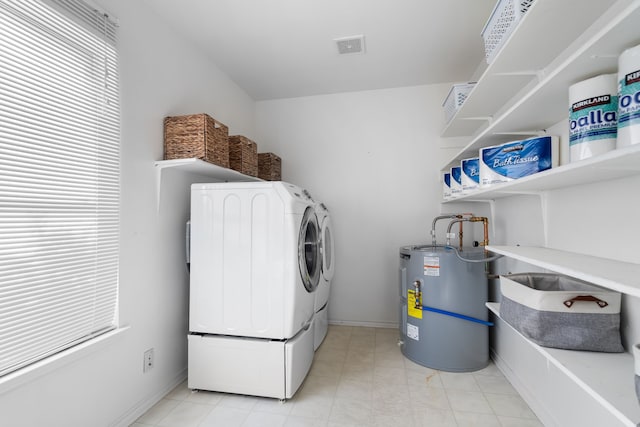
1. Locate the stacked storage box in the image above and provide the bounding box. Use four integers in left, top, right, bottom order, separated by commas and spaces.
258, 153, 281, 181
163, 113, 230, 168
163, 113, 284, 180
229, 135, 258, 177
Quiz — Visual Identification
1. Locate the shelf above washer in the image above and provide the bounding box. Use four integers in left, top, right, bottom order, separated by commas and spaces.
154, 158, 262, 210
155, 158, 262, 182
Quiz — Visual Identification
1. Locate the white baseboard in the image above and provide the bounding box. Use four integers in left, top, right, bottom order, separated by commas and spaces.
329, 320, 398, 329
110, 368, 187, 427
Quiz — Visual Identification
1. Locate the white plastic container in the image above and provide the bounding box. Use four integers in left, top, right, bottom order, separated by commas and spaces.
443, 83, 476, 123
481, 0, 535, 64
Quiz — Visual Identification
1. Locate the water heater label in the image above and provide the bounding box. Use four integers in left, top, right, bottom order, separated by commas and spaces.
407, 323, 419, 341
424, 256, 440, 276
408, 290, 422, 319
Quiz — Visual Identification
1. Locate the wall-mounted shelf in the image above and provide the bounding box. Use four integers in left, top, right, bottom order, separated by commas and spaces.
441, 0, 640, 169
487, 303, 640, 427
486, 246, 640, 298
442, 0, 617, 138
443, 144, 640, 202
154, 158, 261, 210
155, 158, 261, 182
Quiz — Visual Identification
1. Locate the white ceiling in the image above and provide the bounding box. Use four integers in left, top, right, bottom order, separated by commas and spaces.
142, 0, 497, 101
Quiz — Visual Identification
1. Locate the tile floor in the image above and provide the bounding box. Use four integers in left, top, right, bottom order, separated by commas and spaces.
131, 326, 542, 427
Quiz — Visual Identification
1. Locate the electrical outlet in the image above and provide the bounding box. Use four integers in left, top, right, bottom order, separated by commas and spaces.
143, 348, 154, 373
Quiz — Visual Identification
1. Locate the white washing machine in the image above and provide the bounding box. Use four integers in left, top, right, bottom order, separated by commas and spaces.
188, 181, 322, 399
313, 202, 335, 350
189, 181, 321, 339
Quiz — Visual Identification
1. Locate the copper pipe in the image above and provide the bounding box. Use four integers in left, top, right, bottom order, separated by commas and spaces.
468, 217, 489, 246
468, 216, 490, 259
448, 216, 490, 249
482, 218, 489, 247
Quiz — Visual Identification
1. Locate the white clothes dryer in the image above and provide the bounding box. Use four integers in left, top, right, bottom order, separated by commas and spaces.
313, 202, 335, 350
314, 202, 335, 312
189, 181, 322, 340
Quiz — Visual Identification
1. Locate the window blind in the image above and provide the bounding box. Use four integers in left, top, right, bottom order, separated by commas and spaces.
0, 0, 120, 377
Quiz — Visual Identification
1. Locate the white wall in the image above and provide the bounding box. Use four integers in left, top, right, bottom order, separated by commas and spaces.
4, 3, 638, 425
544, 175, 640, 349
470, 119, 640, 350
256, 85, 640, 351
256, 85, 461, 326
0, 1, 256, 426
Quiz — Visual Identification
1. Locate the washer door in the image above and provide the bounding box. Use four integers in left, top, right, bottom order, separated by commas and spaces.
298, 207, 321, 292
320, 216, 335, 282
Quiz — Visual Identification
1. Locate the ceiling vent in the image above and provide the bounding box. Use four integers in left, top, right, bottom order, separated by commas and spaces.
334, 35, 365, 55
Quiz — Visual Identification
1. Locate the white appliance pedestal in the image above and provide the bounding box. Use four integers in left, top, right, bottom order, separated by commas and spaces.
187, 324, 314, 400
313, 304, 328, 351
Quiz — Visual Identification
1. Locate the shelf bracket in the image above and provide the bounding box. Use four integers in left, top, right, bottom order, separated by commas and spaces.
492, 130, 547, 137
539, 190, 550, 247
495, 190, 549, 246
460, 116, 492, 122
492, 70, 538, 77
155, 163, 165, 212
493, 69, 546, 85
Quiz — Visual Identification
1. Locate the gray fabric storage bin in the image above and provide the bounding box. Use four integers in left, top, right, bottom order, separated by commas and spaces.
500, 273, 623, 353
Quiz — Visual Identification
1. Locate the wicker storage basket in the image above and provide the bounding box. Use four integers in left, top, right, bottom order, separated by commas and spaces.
258, 153, 281, 181
164, 113, 229, 168
228, 135, 258, 177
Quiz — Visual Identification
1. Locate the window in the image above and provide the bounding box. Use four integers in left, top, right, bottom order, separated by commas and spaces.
0, 0, 119, 377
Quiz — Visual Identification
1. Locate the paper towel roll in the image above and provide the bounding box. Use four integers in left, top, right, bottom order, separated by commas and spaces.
569, 74, 618, 162
618, 44, 640, 148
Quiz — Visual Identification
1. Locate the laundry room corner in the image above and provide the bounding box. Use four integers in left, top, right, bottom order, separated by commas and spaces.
0, 0, 259, 425
5, 1, 640, 426
255, 84, 460, 327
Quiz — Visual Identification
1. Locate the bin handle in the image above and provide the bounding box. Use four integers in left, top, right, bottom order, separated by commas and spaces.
563, 295, 608, 308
